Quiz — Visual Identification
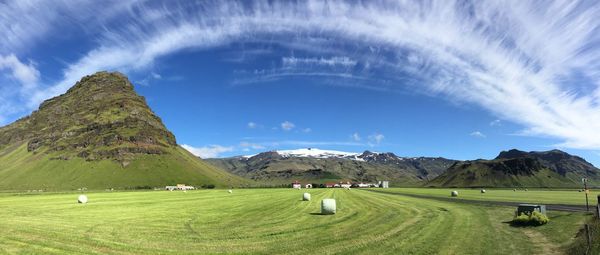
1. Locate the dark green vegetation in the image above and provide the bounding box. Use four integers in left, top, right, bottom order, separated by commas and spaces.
428, 149, 600, 188
568, 215, 600, 255
0, 72, 247, 190
513, 211, 550, 226
0, 189, 588, 254
207, 151, 456, 186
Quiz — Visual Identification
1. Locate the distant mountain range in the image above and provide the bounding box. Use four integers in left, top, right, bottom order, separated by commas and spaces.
207, 148, 600, 187
206, 148, 457, 186
0, 72, 247, 190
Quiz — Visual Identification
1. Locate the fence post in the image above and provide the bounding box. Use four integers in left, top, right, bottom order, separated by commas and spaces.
597, 195, 600, 219
586, 224, 592, 255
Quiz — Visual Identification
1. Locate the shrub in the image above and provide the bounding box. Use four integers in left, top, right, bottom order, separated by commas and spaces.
202, 184, 215, 189
512, 211, 549, 226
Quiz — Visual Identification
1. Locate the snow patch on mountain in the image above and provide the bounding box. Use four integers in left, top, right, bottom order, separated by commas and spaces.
277, 148, 360, 159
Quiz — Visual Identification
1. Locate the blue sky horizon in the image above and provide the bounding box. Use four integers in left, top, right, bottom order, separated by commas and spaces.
1, 1, 600, 166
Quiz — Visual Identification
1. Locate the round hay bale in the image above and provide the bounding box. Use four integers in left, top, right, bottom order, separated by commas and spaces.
303, 193, 311, 201
77, 195, 88, 204
228, 189, 233, 193
451, 191, 459, 197
481, 189, 486, 193
321, 199, 336, 215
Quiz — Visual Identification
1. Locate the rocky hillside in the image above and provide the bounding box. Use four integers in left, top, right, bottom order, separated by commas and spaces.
0, 71, 247, 190
428, 149, 600, 188
206, 148, 456, 186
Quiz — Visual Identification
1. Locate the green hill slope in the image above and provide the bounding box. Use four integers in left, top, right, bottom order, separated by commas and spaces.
428, 149, 600, 188
0, 71, 248, 190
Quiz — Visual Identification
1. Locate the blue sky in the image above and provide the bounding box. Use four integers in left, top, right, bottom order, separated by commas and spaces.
1, 1, 600, 166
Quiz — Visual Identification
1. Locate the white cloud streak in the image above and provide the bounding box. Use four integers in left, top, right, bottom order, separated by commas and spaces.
281, 121, 295, 131
181, 144, 234, 158
368, 133, 385, 145
282, 56, 357, 68
470, 131, 486, 138
3, 0, 600, 151
351, 132, 361, 142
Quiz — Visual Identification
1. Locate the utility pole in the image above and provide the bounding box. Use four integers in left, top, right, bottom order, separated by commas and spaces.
583, 178, 589, 212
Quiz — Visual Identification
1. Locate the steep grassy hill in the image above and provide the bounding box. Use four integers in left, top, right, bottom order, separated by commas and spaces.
206, 150, 456, 186
0, 71, 247, 190
428, 149, 600, 188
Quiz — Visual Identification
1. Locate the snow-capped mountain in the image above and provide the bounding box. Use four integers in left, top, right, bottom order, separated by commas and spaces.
206, 148, 457, 185
243, 148, 413, 162
277, 148, 362, 160
242, 148, 362, 160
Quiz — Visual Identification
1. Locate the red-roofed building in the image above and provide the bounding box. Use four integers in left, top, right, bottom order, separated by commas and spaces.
292, 181, 302, 189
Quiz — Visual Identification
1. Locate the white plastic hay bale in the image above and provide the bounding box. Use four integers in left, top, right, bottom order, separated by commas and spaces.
481, 189, 486, 193
303, 193, 311, 201
77, 195, 88, 204
451, 191, 459, 197
321, 199, 336, 215
228, 189, 233, 193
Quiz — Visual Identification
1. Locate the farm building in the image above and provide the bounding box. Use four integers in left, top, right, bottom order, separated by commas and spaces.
165, 184, 195, 191
325, 182, 336, 188
356, 183, 371, 188
292, 181, 302, 189
340, 182, 352, 188
378, 181, 390, 188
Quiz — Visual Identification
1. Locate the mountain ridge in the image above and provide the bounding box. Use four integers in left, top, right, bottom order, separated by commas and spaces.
206, 148, 457, 185
208, 148, 599, 187
0, 71, 247, 190
428, 149, 600, 187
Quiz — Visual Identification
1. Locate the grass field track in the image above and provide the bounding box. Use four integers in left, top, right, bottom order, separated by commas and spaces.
0, 188, 589, 254
367, 189, 588, 212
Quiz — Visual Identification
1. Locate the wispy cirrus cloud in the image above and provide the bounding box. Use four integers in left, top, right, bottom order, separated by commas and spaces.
282, 56, 357, 68
2, 0, 600, 151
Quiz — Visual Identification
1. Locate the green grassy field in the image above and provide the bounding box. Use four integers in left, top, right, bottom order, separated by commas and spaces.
381, 188, 596, 206
0, 188, 589, 254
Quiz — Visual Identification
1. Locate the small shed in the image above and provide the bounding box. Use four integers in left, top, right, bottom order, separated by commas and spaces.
292, 181, 302, 189
516, 204, 547, 216
378, 181, 390, 188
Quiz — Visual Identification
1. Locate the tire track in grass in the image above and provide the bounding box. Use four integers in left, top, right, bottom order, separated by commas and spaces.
522, 229, 561, 255
299, 189, 427, 254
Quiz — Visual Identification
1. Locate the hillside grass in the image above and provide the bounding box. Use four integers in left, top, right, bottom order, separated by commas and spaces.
0, 143, 249, 191
0, 188, 587, 254
382, 188, 596, 206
